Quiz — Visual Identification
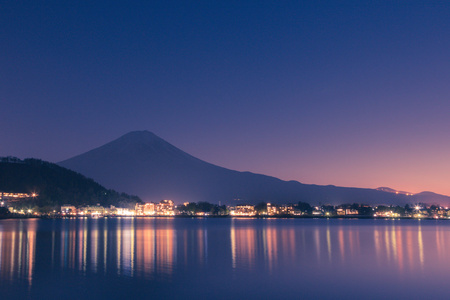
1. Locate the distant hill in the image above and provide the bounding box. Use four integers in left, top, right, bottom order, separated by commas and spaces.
59, 131, 450, 206
0, 157, 141, 211
411, 191, 450, 207
376, 187, 413, 195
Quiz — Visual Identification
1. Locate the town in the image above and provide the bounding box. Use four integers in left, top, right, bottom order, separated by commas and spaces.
1, 192, 449, 219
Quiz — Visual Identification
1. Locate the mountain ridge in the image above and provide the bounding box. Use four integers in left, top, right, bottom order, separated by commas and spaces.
58, 131, 450, 206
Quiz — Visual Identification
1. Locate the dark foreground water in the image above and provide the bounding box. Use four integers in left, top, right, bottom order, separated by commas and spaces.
0, 218, 449, 299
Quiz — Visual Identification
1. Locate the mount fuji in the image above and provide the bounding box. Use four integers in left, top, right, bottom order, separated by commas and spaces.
58, 131, 450, 206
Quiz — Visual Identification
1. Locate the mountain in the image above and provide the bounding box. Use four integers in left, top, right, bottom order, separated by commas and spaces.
411, 192, 450, 207
376, 187, 413, 196
0, 157, 141, 211
59, 131, 450, 206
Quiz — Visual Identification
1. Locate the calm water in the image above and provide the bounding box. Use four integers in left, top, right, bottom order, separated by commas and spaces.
0, 217, 449, 299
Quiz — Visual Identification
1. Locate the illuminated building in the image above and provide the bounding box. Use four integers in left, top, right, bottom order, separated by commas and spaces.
267, 203, 300, 216
78, 205, 105, 217
374, 211, 400, 218
135, 202, 156, 216
230, 205, 256, 217
267, 203, 278, 216
312, 210, 323, 216
135, 203, 143, 215
336, 208, 345, 216
279, 204, 295, 215
61, 205, 77, 216
156, 200, 175, 216
345, 209, 359, 215
158, 200, 175, 216
0, 192, 38, 202
115, 207, 135, 216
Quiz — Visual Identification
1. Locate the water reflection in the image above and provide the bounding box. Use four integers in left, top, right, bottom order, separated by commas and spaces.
3, 218, 450, 294
55, 218, 178, 279
0, 219, 37, 286
230, 220, 297, 272
369, 222, 430, 273
228, 219, 450, 277
231, 223, 256, 269
3, 218, 180, 283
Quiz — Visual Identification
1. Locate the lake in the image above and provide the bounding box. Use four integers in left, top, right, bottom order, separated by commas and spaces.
0, 217, 449, 299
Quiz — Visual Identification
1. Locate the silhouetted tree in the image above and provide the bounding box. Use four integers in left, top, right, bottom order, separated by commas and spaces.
296, 201, 312, 213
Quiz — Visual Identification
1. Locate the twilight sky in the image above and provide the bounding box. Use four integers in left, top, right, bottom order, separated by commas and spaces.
1, 1, 450, 195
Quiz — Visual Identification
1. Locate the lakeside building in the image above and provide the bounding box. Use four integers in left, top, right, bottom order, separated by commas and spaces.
279, 204, 295, 215
115, 207, 136, 216
374, 211, 401, 218
136, 202, 156, 215
312, 209, 324, 216
61, 205, 77, 216
78, 205, 106, 217
345, 209, 359, 215
136, 200, 174, 216
267, 203, 277, 216
0, 192, 38, 202
230, 204, 256, 217
266, 203, 302, 216
157, 200, 175, 216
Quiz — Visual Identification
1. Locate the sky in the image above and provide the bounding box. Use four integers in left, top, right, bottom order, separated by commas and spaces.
1, 0, 450, 195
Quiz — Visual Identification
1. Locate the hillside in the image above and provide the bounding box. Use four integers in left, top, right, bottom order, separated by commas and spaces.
58, 131, 450, 206
0, 157, 141, 211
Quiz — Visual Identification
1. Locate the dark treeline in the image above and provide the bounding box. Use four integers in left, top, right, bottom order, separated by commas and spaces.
0, 158, 141, 212
177, 202, 228, 216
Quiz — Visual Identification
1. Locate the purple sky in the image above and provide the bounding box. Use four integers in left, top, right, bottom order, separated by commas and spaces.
2, 1, 450, 195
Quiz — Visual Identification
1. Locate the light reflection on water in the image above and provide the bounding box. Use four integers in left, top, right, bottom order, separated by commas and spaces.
0, 219, 37, 286
1, 218, 450, 298
55, 218, 178, 279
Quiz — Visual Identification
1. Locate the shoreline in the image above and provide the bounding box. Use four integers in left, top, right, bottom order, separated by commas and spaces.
0, 215, 447, 221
